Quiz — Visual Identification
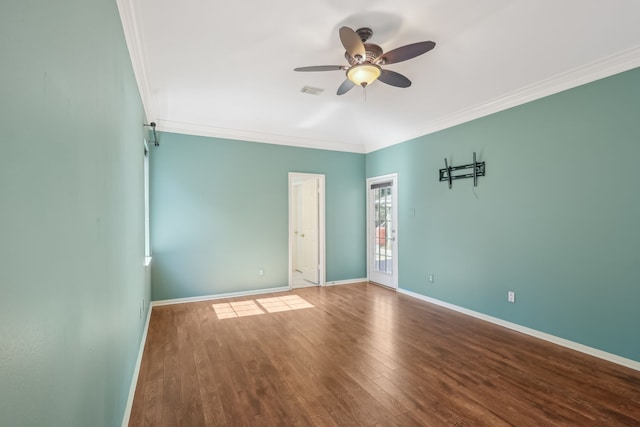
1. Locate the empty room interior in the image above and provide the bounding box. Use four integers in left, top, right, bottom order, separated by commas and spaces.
2, 1, 640, 426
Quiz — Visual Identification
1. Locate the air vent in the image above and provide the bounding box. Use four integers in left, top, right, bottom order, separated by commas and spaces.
301, 86, 324, 95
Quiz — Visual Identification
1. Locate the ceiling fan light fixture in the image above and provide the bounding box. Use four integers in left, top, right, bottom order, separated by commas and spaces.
293, 26, 435, 95
347, 63, 381, 87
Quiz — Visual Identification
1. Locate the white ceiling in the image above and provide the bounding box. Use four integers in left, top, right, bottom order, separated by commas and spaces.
117, 0, 640, 153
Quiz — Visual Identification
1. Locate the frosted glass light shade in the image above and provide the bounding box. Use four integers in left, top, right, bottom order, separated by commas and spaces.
347, 64, 381, 87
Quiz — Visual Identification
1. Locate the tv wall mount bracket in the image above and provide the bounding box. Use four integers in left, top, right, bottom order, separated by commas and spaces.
439, 152, 485, 189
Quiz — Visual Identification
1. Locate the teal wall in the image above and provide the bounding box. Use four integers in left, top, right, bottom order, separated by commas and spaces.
150, 133, 366, 300
367, 68, 640, 362
0, 1, 150, 426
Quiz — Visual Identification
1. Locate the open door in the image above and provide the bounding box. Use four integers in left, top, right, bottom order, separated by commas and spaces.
289, 173, 325, 288
300, 178, 319, 283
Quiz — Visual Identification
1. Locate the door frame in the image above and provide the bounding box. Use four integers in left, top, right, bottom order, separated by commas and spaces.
288, 172, 325, 289
366, 173, 399, 289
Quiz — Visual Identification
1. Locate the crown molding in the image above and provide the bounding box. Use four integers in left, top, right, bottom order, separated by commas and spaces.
365, 45, 640, 153
157, 119, 367, 153
114, 1, 363, 153
115, 0, 157, 122
116, 2, 639, 155
165, 45, 639, 155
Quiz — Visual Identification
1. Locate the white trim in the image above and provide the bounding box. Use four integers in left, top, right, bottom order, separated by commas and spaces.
143, 141, 151, 260
152, 286, 290, 307
289, 282, 318, 289
398, 288, 640, 372
366, 46, 640, 153
157, 119, 366, 154
115, 5, 640, 156
366, 173, 399, 290
114, 10, 640, 158
324, 278, 368, 287
288, 173, 326, 289
115, 0, 157, 122
120, 303, 152, 427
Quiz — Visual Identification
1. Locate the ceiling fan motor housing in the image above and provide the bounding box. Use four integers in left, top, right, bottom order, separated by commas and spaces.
355, 27, 373, 42
344, 27, 384, 65
344, 43, 383, 65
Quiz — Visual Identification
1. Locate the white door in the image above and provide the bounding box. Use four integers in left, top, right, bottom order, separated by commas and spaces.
300, 178, 319, 283
293, 184, 303, 271
367, 174, 398, 289
289, 173, 325, 288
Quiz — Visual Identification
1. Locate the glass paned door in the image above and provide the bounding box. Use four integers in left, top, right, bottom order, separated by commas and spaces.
373, 182, 393, 275
368, 174, 398, 288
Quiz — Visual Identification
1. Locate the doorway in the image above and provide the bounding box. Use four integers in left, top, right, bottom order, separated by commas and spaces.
367, 173, 398, 289
289, 173, 325, 289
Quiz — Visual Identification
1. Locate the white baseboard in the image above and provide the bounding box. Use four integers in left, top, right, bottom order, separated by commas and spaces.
151, 286, 291, 307
121, 304, 152, 427
398, 288, 640, 372
291, 282, 319, 289
324, 278, 368, 286
151, 281, 368, 305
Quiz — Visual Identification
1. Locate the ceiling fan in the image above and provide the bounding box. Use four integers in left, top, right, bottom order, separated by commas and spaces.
294, 26, 436, 95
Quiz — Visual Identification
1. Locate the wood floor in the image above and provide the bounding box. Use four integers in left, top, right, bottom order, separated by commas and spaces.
129, 283, 640, 426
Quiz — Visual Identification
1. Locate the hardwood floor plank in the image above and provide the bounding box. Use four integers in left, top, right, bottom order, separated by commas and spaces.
192, 308, 228, 426
137, 377, 163, 427
371, 375, 452, 425
293, 396, 340, 427
175, 307, 207, 427
341, 362, 407, 417
129, 283, 640, 426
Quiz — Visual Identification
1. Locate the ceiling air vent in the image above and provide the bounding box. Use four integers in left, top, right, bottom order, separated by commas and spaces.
301, 86, 324, 95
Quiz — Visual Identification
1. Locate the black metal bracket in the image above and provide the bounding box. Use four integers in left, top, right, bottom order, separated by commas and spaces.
144, 122, 159, 147
439, 152, 485, 189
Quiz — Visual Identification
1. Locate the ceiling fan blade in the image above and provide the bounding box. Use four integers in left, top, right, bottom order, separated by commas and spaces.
378, 70, 412, 88
377, 41, 436, 65
337, 79, 356, 95
294, 65, 345, 72
339, 27, 366, 60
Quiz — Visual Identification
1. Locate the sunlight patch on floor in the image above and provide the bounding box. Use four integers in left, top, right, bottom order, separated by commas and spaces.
256, 295, 314, 313
212, 295, 314, 319
212, 300, 265, 319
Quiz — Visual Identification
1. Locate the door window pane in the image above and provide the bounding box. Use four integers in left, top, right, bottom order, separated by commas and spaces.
373, 183, 392, 275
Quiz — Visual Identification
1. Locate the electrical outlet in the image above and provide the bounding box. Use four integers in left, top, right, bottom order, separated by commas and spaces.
428, 274, 434, 283
259, 269, 264, 276
508, 291, 516, 303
